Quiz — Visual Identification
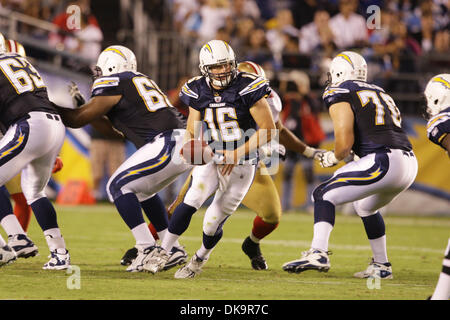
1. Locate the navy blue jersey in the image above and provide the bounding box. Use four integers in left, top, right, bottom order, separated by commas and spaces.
323, 80, 412, 157
91, 71, 185, 148
179, 72, 270, 159
0, 53, 57, 129
426, 106, 450, 150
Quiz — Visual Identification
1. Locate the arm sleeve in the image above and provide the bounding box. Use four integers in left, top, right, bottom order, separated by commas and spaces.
427, 116, 450, 148
239, 77, 271, 108
179, 82, 199, 109
322, 86, 352, 109
91, 76, 122, 97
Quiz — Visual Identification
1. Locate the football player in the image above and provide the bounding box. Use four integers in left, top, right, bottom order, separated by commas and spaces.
282, 51, 418, 279
133, 61, 323, 271
0, 33, 70, 269
56, 45, 193, 272
144, 40, 279, 278
423, 73, 450, 300
2, 38, 63, 233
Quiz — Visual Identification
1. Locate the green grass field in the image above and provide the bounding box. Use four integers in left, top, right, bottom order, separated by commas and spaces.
0, 204, 448, 300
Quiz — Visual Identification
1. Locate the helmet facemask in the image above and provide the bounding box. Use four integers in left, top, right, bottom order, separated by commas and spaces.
202, 61, 237, 89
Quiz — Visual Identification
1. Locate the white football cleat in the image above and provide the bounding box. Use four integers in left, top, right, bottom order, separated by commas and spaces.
282, 248, 331, 273
0, 245, 17, 267
174, 253, 206, 279
126, 245, 160, 272
43, 250, 71, 270
163, 246, 188, 271
143, 247, 169, 274
8, 234, 38, 258
353, 258, 393, 279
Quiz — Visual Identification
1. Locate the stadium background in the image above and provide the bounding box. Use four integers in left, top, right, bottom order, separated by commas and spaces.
0, 0, 448, 215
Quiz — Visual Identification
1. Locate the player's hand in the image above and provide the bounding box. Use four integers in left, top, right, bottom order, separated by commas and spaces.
343, 150, 360, 163
68, 81, 86, 108
304, 147, 328, 160
52, 157, 63, 173
317, 151, 339, 168
260, 144, 286, 161
215, 149, 237, 176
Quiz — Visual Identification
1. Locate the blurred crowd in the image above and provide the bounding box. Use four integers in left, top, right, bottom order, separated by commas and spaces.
171, 0, 449, 83
0, 0, 102, 65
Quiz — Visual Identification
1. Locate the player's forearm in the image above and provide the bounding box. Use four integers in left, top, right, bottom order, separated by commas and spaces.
55, 106, 90, 128
279, 125, 307, 154
91, 117, 124, 140
334, 135, 353, 160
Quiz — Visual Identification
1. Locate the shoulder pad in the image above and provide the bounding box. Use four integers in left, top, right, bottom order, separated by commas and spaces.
92, 76, 120, 90
427, 111, 450, 132
238, 76, 269, 96
181, 82, 199, 99
322, 87, 350, 99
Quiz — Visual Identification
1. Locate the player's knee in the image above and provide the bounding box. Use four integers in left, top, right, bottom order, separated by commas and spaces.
184, 187, 209, 210
353, 202, 375, 217
22, 190, 45, 205
312, 184, 324, 202
106, 176, 124, 203
259, 206, 281, 225
203, 218, 224, 236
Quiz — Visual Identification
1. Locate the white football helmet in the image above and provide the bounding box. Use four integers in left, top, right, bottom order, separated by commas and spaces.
94, 45, 137, 78
199, 40, 237, 88
0, 33, 7, 54
424, 74, 450, 117
328, 51, 367, 86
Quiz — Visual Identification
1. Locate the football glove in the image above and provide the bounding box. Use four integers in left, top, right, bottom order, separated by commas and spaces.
68, 81, 86, 108
303, 146, 327, 160
259, 143, 286, 161
343, 150, 360, 163
317, 151, 339, 168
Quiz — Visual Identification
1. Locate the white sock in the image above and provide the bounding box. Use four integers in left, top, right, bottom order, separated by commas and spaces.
431, 240, 450, 300
44, 228, 66, 254
161, 231, 180, 252
431, 272, 450, 300
311, 221, 333, 252
249, 233, 260, 243
157, 229, 167, 242
131, 223, 155, 247
1, 214, 25, 236
196, 244, 212, 261
0, 234, 6, 246
369, 235, 388, 264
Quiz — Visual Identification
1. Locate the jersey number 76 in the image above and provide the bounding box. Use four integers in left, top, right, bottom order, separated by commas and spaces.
357, 90, 402, 127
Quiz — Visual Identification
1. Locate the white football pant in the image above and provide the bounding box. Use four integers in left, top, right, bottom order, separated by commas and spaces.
313, 149, 418, 216
0, 112, 65, 204
184, 161, 256, 236
106, 129, 192, 202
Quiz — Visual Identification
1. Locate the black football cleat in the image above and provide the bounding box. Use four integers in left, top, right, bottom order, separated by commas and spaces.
242, 236, 268, 270
120, 247, 138, 266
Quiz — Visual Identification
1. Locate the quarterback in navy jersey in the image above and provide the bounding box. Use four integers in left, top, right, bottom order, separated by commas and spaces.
423, 74, 450, 300
145, 40, 277, 278
56, 45, 193, 272
179, 68, 270, 159
283, 51, 418, 280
